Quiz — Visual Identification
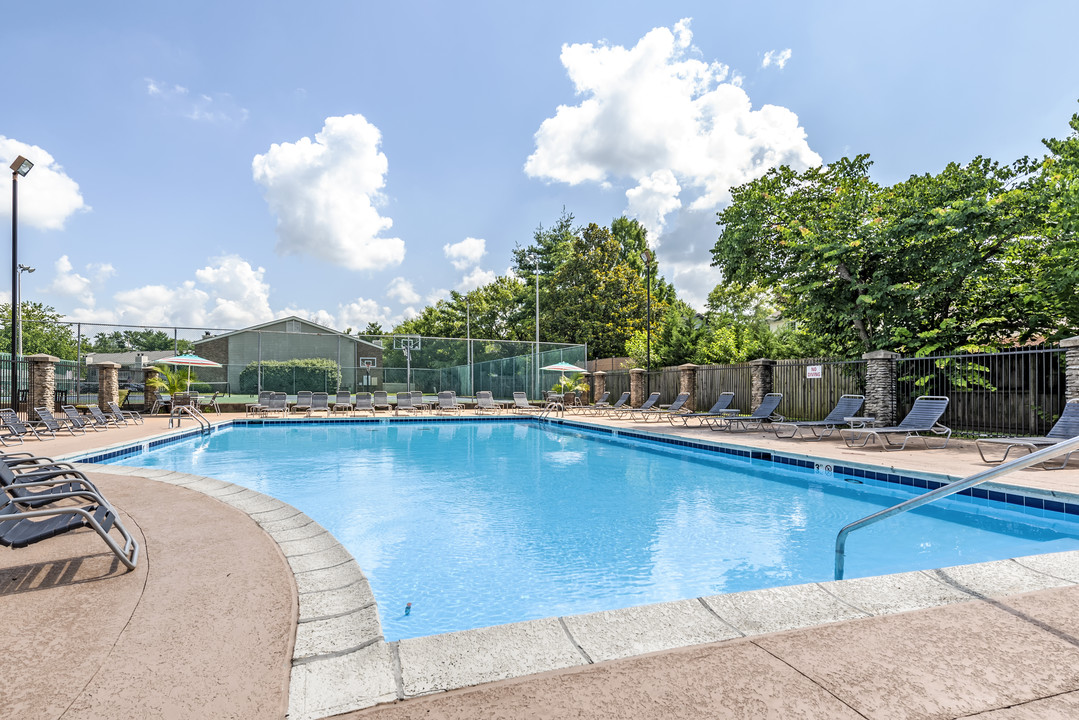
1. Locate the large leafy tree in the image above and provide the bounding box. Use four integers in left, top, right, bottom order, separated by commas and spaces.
0, 302, 79, 359
711, 153, 1059, 356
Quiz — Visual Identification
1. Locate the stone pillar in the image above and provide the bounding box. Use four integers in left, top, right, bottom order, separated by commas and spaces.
580, 372, 591, 405
97, 361, 121, 411
678, 363, 698, 412
27, 354, 58, 412
144, 367, 161, 413
1063, 337, 1079, 403
749, 359, 776, 408
593, 371, 606, 404
629, 368, 646, 407
862, 350, 900, 426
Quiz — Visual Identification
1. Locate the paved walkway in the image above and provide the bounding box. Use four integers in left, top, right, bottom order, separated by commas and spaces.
4, 410, 1079, 719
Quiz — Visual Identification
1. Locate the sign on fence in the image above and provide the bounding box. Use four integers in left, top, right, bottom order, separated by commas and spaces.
806, 365, 823, 379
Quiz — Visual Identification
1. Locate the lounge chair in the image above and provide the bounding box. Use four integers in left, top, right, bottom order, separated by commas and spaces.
246, 391, 273, 416
840, 395, 951, 451
632, 392, 691, 422
411, 391, 432, 411
0, 408, 44, 445
354, 392, 376, 416
265, 392, 288, 416
976, 399, 1079, 468
0, 461, 102, 509
291, 391, 313, 415
62, 405, 104, 432
437, 391, 465, 414
372, 391, 391, 412
108, 400, 143, 425
597, 392, 630, 417
0, 487, 139, 570
309, 392, 331, 416
395, 393, 420, 415
88, 405, 122, 428
150, 392, 171, 415
35, 407, 81, 437
770, 394, 866, 441
670, 392, 736, 426
199, 391, 221, 414
707, 393, 785, 432
332, 391, 353, 415
610, 392, 660, 420
475, 391, 501, 414
510, 392, 542, 414
570, 391, 610, 415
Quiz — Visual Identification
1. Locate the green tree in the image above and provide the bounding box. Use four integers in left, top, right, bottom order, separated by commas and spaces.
0, 302, 79, 359
712, 153, 1056, 356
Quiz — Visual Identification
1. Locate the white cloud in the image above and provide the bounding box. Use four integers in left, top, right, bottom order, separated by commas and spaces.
194, 254, 273, 327
252, 114, 405, 271
456, 267, 497, 292
762, 49, 792, 69
112, 281, 211, 327
386, 277, 421, 305
443, 237, 486, 270
426, 289, 450, 305
48, 255, 95, 304
0, 137, 89, 231
87, 262, 115, 282
525, 19, 820, 240
337, 297, 396, 330
145, 78, 248, 124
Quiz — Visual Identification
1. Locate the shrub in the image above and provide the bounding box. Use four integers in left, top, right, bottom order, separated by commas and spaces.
238, 358, 342, 394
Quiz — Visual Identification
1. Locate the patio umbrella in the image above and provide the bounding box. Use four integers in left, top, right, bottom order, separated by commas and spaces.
539, 362, 586, 373
156, 353, 223, 391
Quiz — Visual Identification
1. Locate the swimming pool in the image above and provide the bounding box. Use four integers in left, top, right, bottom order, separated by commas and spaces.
95, 419, 1079, 640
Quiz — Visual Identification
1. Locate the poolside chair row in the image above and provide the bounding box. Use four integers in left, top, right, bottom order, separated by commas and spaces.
0, 450, 139, 569
0, 403, 143, 446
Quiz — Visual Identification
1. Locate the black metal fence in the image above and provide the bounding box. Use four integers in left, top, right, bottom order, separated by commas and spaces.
897, 347, 1066, 437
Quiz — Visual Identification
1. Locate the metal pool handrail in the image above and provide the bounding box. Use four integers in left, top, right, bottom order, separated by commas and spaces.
834, 434, 1079, 580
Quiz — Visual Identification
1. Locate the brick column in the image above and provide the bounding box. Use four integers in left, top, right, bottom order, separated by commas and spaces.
629, 368, 645, 407
580, 372, 591, 405
862, 350, 900, 426
749, 358, 776, 408
593, 371, 606, 403
97, 361, 121, 411
27, 354, 58, 412
144, 367, 161, 412
678, 363, 698, 411
1063, 337, 1079, 403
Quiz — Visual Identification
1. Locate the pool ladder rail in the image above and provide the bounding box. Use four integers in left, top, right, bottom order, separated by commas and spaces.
835, 433, 1079, 580
168, 404, 212, 433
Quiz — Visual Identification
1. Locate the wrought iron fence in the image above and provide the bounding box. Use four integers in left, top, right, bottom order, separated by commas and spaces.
896, 347, 1066, 437
773, 359, 867, 421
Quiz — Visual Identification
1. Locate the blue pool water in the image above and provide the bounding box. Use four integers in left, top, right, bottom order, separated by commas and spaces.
97, 420, 1079, 639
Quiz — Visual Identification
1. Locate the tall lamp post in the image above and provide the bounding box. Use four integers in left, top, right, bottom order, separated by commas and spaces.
16, 264, 34, 357
532, 252, 540, 400
10, 155, 33, 412
641, 248, 653, 398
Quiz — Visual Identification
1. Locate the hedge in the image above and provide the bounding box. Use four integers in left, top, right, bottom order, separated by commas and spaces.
238, 358, 342, 394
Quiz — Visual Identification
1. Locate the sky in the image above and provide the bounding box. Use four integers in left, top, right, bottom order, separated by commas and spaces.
4, 1, 1078, 341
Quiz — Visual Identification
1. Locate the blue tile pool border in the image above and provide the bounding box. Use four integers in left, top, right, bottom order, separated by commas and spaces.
70, 414, 1079, 519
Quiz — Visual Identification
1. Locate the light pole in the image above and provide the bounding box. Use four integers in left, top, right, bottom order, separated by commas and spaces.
17, 264, 34, 357
641, 248, 653, 398
465, 295, 472, 396
532, 253, 540, 399
10, 155, 33, 412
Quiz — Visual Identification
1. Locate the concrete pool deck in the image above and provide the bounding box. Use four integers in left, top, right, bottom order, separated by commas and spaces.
5, 410, 1079, 718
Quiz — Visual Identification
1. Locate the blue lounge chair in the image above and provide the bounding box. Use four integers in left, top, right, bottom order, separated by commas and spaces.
707, 393, 784, 432
609, 392, 659, 419
570, 391, 610, 415
770, 394, 866, 441
632, 392, 691, 422
840, 395, 951, 451
976, 399, 1079, 468
670, 392, 736, 426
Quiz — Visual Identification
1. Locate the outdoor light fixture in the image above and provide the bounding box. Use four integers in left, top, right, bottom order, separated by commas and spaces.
10, 156, 32, 176
17, 264, 35, 357
10, 156, 33, 412
641, 249, 653, 397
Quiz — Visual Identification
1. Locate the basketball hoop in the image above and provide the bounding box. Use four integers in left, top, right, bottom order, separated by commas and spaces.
393, 336, 421, 392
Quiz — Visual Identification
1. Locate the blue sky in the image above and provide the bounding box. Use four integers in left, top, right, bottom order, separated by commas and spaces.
4, 1, 1078, 339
